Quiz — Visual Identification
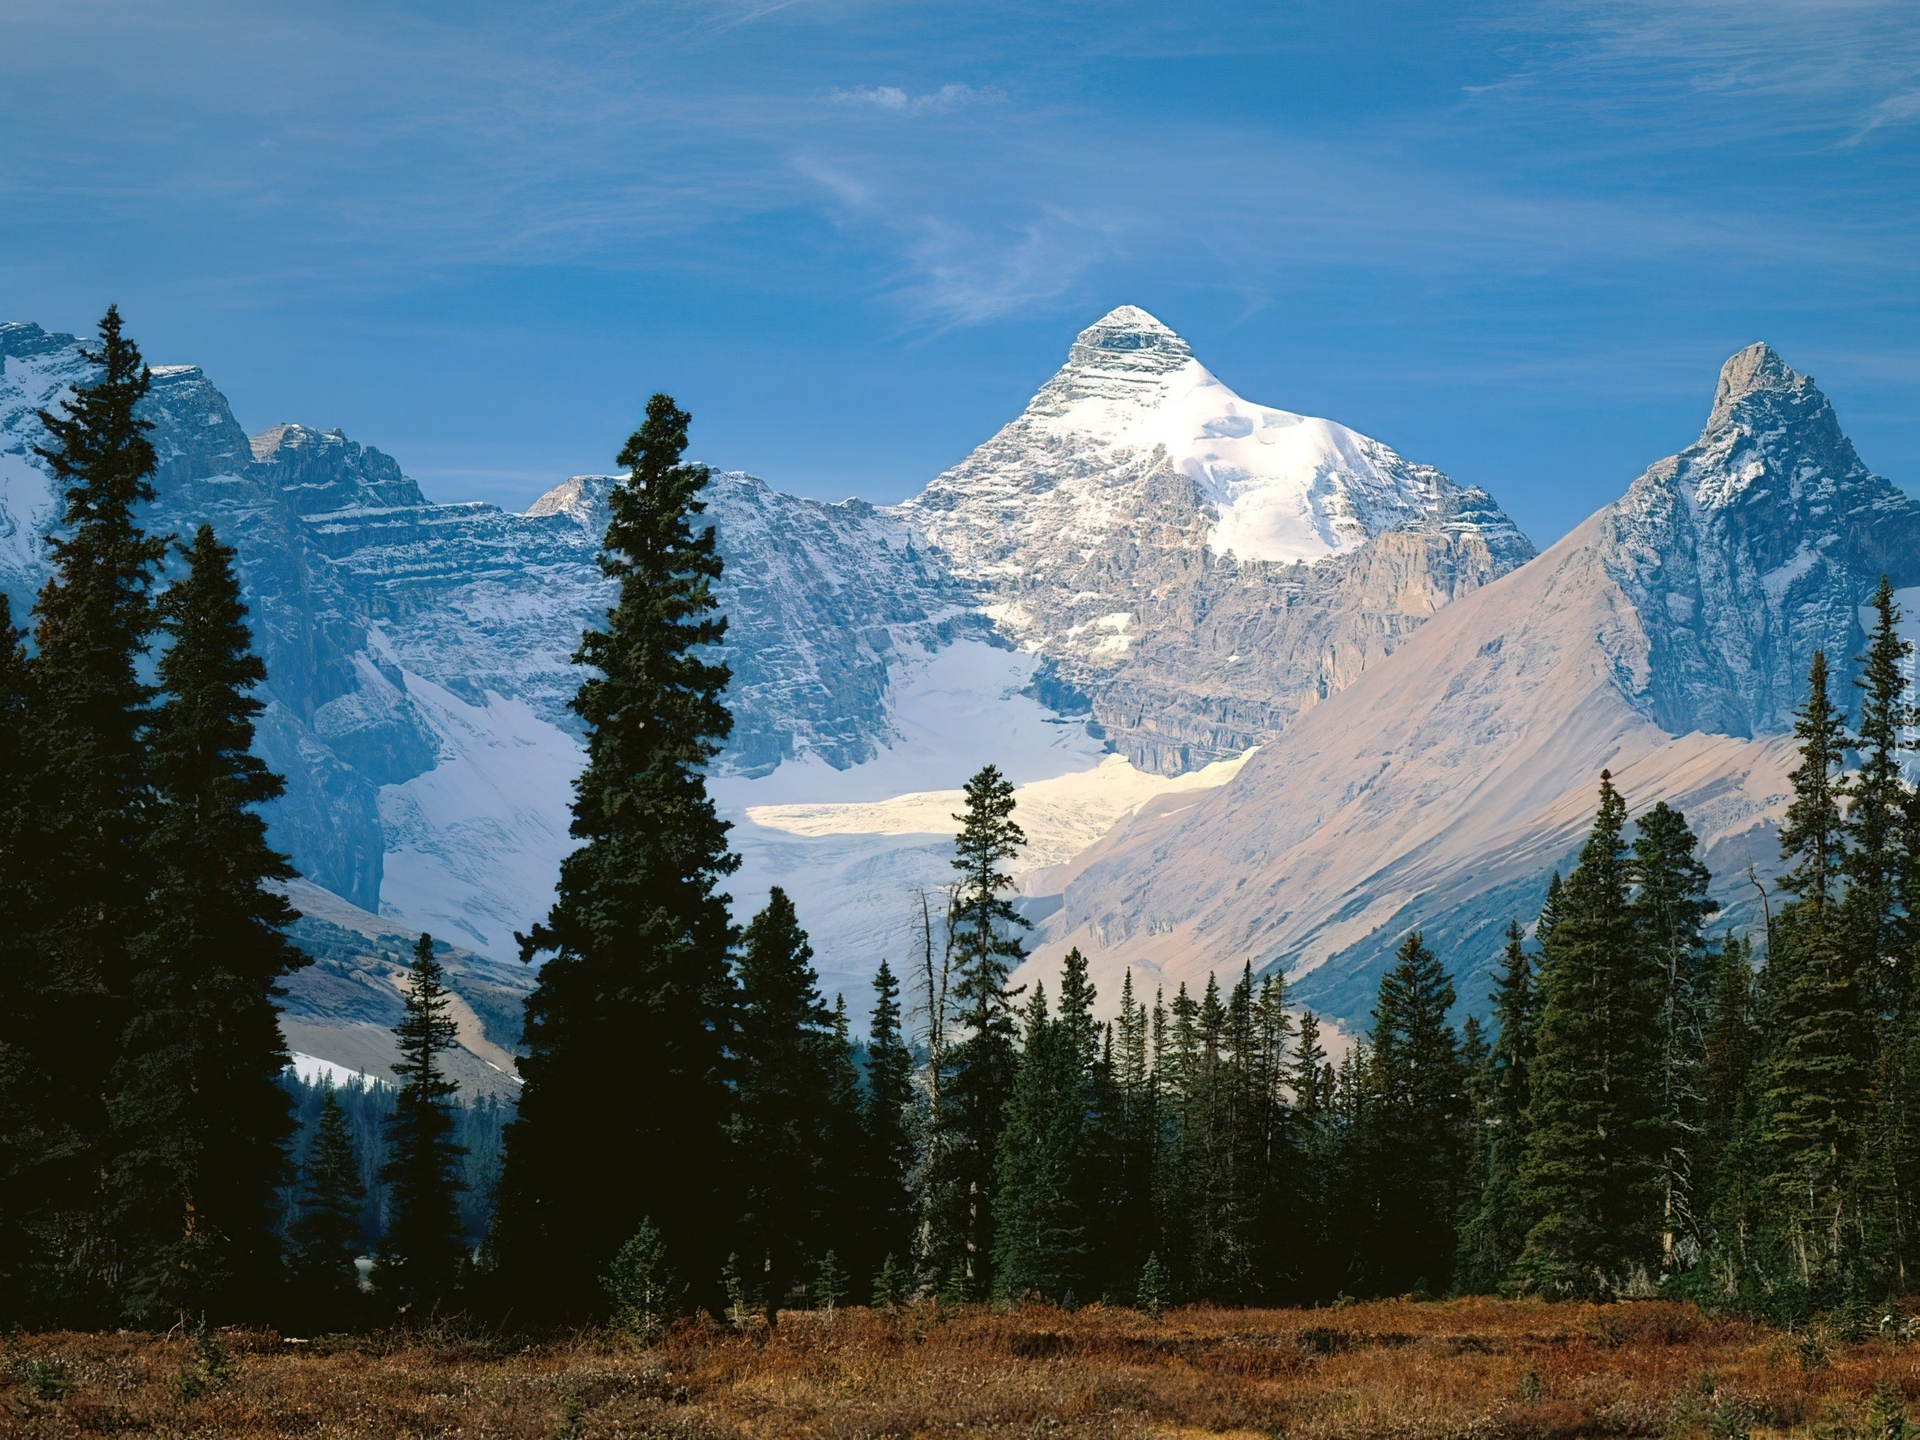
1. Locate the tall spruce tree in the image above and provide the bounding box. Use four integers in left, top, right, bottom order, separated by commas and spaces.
106, 525, 306, 1322
288, 1088, 368, 1330
490, 394, 739, 1318
1760, 649, 1872, 1286
732, 888, 846, 1324
1847, 580, 1914, 1023
1155, 977, 1210, 1297
1458, 921, 1537, 1291
0, 592, 41, 1317
928, 764, 1026, 1296
1517, 772, 1664, 1298
1325, 1039, 1377, 1295
1364, 932, 1467, 1295
4, 307, 170, 1321
1249, 971, 1294, 1296
1288, 1008, 1335, 1299
1630, 801, 1717, 1266
1695, 934, 1761, 1242
860, 959, 917, 1286
1538, 871, 1564, 943
992, 980, 1090, 1302
1107, 970, 1159, 1299
375, 933, 467, 1311
1457, 1014, 1494, 1286
1054, 947, 1111, 1297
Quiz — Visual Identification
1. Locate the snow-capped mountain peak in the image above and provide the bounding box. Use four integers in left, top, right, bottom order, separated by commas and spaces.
894, 305, 1532, 775
913, 303, 1447, 570
1707, 341, 1804, 434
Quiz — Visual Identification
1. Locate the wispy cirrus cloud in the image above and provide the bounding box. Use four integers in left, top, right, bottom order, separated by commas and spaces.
1471, 0, 1920, 147
830, 83, 1003, 114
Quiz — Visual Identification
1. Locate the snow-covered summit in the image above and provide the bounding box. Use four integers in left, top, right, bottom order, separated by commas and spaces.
525, 474, 605, 524
898, 304, 1532, 773
914, 304, 1444, 569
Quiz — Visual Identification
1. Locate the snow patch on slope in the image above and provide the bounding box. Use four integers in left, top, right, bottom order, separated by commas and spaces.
288, 1052, 388, 1090
369, 629, 582, 963
746, 749, 1254, 870
710, 637, 1247, 1008
711, 638, 1107, 807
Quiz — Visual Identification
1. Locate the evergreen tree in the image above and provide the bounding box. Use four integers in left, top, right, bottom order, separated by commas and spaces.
928, 764, 1026, 1296
1688, 933, 1774, 1311
106, 525, 306, 1323
1778, 649, 1851, 912
822, 994, 867, 1278
288, 1088, 368, 1329
1249, 971, 1294, 1295
3, 307, 170, 1321
1154, 979, 1205, 1297
732, 888, 846, 1324
1517, 772, 1664, 1298
375, 933, 467, 1311
490, 394, 739, 1318
1847, 579, 1914, 1022
1537, 871, 1565, 944
1700, 934, 1759, 1203
1052, 947, 1109, 1299
993, 982, 1089, 1302
1287, 1009, 1334, 1299
1459, 921, 1537, 1291
1325, 1039, 1376, 1295
1759, 649, 1873, 1287
1630, 801, 1717, 1267
860, 959, 916, 1288
0, 592, 41, 1317
1105, 970, 1159, 1299
1457, 1013, 1494, 1289
1365, 931, 1466, 1295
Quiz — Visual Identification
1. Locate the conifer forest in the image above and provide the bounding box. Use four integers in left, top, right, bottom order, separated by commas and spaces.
10, 309, 1920, 1382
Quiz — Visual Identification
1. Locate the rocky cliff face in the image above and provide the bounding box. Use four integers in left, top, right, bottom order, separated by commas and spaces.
1031, 344, 1920, 1030
903, 307, 1534, 772
1606, 343, 1920, 738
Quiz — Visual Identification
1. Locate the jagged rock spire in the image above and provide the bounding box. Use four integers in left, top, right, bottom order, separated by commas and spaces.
1707, 341, 1817, 432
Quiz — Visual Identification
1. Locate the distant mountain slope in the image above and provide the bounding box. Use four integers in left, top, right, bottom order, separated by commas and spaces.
1033, 344, 1920, 1030
903, 306, 1534, 772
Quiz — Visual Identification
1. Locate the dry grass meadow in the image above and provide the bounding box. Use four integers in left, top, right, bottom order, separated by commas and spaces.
4, 1298, 1917, 1439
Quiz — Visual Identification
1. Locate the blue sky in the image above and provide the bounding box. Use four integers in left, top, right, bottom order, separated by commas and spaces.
6, 0, 1917, 545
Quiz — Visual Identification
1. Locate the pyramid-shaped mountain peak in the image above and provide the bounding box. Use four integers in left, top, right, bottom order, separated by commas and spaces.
1706, 341, 1818, 431
1065, 304, 1193, 368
